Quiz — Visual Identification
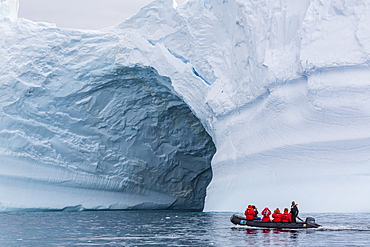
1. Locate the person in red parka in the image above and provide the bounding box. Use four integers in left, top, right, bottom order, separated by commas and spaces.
272, 208, 282, 222
252, 205, 259, 218
244, 205, 249, 219
244, 205, 255, 220
261, 207, 271, 222
281, 208, 292, 222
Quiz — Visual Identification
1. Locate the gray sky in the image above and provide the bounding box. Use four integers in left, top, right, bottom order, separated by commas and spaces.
18, 0, 187, 30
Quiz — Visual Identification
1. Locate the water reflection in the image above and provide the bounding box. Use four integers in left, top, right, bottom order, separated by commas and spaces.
245, 229, 256, 235
230, 227, 301, 245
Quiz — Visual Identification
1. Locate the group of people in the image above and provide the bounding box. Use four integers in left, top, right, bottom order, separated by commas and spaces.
244, 201, 299, 223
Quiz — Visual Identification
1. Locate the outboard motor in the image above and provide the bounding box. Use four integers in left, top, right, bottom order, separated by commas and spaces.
305, 217, 316, 225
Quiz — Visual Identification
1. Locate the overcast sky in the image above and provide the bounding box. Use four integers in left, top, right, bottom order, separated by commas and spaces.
18, 0, 187, 30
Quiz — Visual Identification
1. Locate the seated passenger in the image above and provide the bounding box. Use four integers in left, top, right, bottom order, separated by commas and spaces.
281, 208, 292, 222
261, 207, 271, 222
244, 205, 255, 220
272, 208, 282, 222
252, 205, 261, 220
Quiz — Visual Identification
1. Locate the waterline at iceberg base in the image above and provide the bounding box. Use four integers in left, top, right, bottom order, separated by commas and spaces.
2, 0, 370, 213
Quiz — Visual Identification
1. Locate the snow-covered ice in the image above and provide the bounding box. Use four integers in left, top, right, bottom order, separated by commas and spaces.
0, 0, 215, 211
0, 0, 18, 20
1, 0, 370, 212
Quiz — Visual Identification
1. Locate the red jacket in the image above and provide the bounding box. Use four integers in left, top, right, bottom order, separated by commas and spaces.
281, 212, 292, 222
244, 208, 255, 220
261, 208, 271, 222
272, 212, 282, 222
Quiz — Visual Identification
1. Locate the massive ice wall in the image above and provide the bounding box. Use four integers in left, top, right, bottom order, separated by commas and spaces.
1, 0, 370, 213
203, 0, 370, 213
115, 0, 370, 212
202, 0, 370, 213
0, 4, 215, 211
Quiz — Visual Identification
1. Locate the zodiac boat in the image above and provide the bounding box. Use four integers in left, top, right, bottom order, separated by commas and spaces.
230, 214, 321, 229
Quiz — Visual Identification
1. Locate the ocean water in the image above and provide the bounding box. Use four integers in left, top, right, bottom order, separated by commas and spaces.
0, 211, 368, 246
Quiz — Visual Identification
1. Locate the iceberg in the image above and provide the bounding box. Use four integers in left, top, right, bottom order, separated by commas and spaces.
1, 0, 370, 213
114, 0, 370, 213
0, 0, 215, 211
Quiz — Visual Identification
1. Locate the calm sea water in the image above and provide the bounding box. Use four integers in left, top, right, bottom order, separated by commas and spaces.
0, 211, 368, 246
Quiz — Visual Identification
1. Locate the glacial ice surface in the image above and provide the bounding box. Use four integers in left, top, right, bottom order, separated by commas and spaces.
1, 0, 370, 213
0, 9, 215, 211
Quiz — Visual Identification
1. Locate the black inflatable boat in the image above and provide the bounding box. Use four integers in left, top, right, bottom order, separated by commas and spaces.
230, 214, 321, 229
